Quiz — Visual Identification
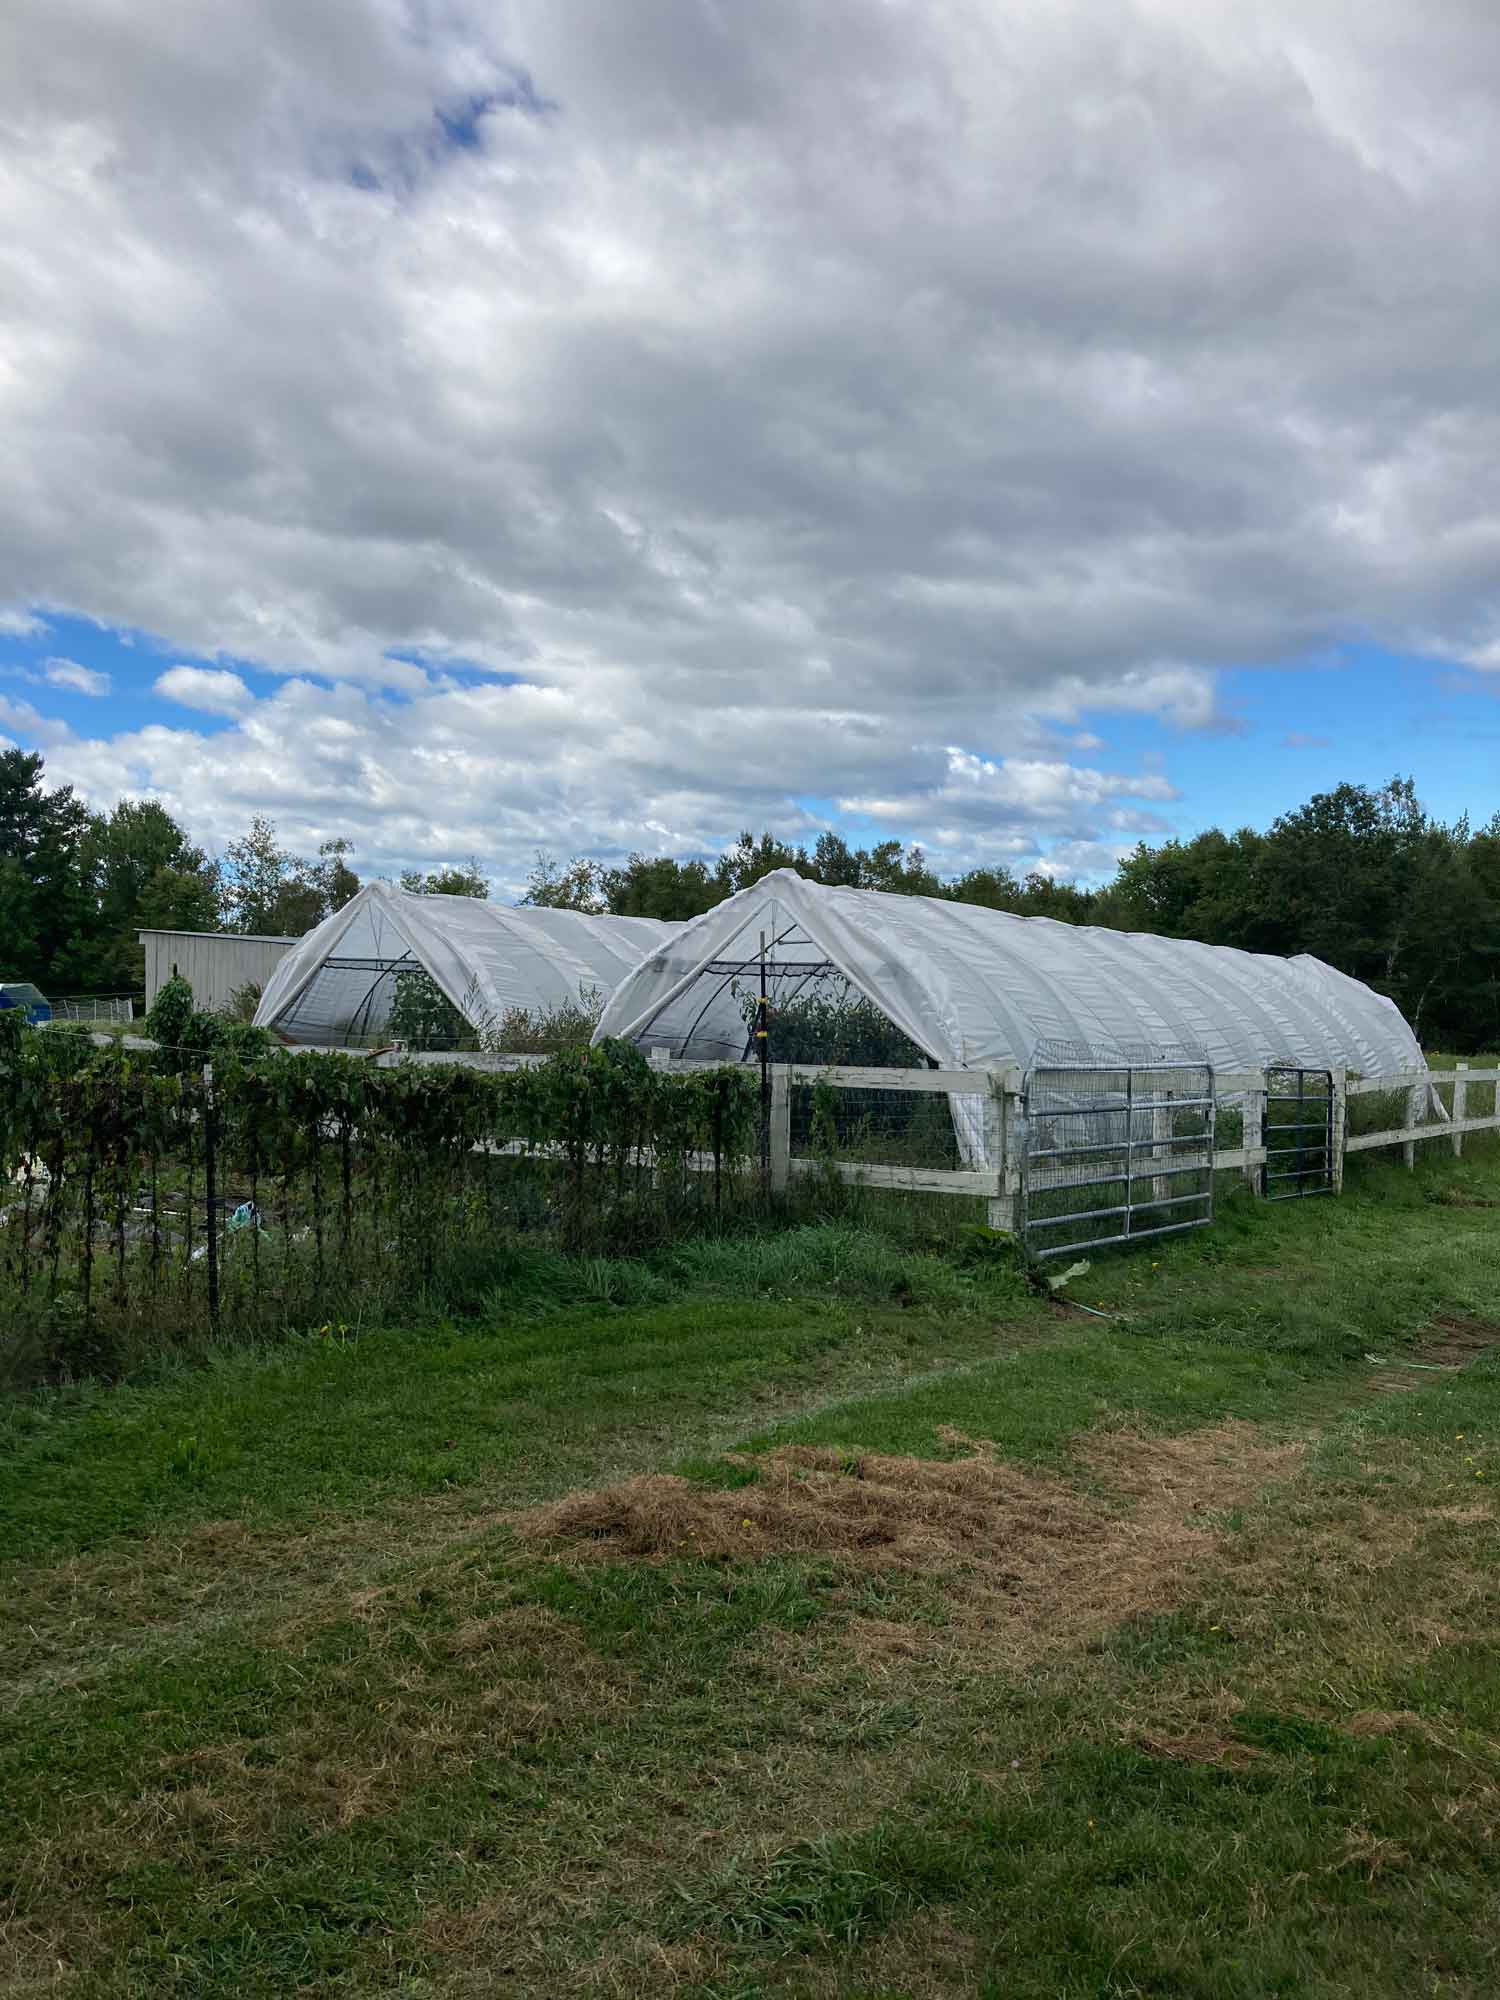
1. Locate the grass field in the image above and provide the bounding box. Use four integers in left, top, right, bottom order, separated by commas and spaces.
4, 1140, 1500, 1996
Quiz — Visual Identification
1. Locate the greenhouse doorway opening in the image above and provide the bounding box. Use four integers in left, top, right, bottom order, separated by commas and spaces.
1020, 1051, 1216, 1259
1264, 1066, 1335, 1199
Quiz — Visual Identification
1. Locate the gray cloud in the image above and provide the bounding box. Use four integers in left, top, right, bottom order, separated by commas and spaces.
3, 0, 1500, 880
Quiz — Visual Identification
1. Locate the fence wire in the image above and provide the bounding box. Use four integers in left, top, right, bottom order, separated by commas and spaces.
48, 996, 136, 1025
789, 1079, 964, 1172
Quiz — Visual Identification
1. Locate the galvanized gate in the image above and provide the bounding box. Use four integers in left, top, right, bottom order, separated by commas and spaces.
1263, 1066, 1335, 1199
1021, 1052, 1216, 1259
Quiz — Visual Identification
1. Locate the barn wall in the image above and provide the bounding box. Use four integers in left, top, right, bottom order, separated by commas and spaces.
140, 931, 297, 1014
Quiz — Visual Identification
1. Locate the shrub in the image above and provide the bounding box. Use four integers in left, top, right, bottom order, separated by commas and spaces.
485, 990, 603, 1055
144, 972, 273, 1072
387, 968, 470, 1050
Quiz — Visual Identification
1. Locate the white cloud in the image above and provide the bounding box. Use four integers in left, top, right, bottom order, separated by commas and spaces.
152, 666, 254, 715
840, 750, 1178, 842
0, 609, 47, 637
3, 0, 1500, 871
42, 656, 110, 695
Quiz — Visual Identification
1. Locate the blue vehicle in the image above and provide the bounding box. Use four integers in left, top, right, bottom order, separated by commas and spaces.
0, 982, 52, 1026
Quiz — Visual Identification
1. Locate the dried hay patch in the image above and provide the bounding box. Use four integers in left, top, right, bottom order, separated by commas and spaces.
515, 1423, 1302, 1657
2, 1495, 491, 1705
518, 1442, 1098, 1570
1346, 1709, 1425, 1739
1135, 1729, 1264, 1770
1421, 1313, 1500, 1361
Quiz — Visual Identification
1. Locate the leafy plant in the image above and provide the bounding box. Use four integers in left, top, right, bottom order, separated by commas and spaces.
144, 972, 273, 1071
484, 989, 603, 1055
144, 972, 195, 1050
387, 968, 470, 1050
741, 978, 931, 1069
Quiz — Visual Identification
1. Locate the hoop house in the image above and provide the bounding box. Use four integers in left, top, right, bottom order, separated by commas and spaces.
253, 883, 676, 1048
593, 868, 1425, 1079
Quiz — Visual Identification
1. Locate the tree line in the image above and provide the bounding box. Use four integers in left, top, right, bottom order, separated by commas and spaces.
5, 746, 1498, 1049
0, 748, 489, 996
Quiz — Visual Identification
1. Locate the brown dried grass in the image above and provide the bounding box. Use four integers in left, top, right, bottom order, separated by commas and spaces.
1134, 1729, 1264, 1769
107, 1605, 634, 1864
515, 1422, 1303, 1659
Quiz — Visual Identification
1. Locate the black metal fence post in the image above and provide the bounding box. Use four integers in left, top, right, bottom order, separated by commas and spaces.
202, 1063, 220, 1334
757, 930, 771, 1196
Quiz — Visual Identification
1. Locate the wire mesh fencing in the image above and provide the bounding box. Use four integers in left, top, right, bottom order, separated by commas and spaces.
47, 995, 136, 1025
788, 1076, 966, 1174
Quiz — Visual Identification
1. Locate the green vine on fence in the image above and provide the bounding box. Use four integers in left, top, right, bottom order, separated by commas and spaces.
0, 1016, 759, 1388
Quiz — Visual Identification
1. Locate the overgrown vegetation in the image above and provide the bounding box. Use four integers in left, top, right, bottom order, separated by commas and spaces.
143, 971, 275, 1070
373, 968, 602, 1054
0, 1016, 758, 1388
385, 965, 472, 1050
487, 989, 604, 1055
3, 1142, 1500, 1995
745, 979, 931, 1068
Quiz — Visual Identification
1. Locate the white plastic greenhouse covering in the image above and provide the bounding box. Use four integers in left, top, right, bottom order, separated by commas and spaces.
594, 868, 1425, 1158
253, 883, 677, 1047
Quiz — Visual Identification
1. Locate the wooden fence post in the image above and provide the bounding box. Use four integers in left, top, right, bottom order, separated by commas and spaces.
984, 1072, 1008, 1231
1243, 1071, 1266, 1196
987, 1068, 1021, 1233
1453, 1064, 1468, 1161
768, 1065, 790, 1193
1404, 1078, 1421, 1171
1330, 1065, 1346, 1195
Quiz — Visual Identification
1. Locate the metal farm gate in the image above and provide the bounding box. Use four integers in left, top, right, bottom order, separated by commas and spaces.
1263, 1066, 1336, 1199
1020, 1050, 1216, 1259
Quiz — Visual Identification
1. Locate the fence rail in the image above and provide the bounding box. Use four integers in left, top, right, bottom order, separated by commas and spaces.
750, 1056, 1500, 1225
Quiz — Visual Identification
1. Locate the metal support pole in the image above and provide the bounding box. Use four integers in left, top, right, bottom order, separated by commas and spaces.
757, 931, 771, 1195
202, 1061, 220, 1333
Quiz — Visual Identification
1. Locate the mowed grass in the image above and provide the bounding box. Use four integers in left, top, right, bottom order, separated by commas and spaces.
2, 1137, 1500, 1995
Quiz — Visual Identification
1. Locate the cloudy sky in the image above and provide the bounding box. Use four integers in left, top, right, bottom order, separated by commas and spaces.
3, 0, 1500, 897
